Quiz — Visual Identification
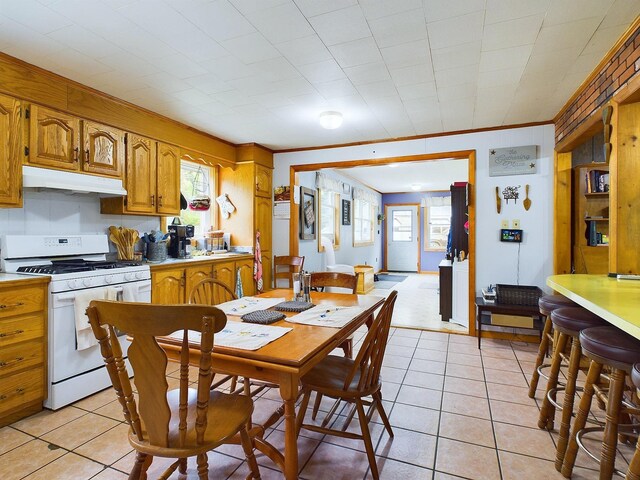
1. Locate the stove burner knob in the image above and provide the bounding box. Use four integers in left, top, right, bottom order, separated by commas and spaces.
67, 280, 78, 289
83, 278, 93, 288
124, 273, 135, 282
135, 272, 146, 280
105, 275, 115, 284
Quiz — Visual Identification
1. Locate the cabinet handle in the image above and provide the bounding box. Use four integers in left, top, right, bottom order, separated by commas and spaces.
0, 357, 24, 368
151, 195, 155, 206
0, 302, 24, 309
0, 329, 24, 338
85, 148, 90, 162
73, 147, 79, 163
158, 195, 163, 207
0, 387, 26, 402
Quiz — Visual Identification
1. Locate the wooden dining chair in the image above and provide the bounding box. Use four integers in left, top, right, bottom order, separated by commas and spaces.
189, 278, 261, 396
273, 255, 305, 288
86, 300, 261, 480
295, 290, 398, 480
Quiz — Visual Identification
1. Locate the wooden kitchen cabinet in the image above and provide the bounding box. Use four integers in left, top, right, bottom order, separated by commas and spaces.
28, 105, 80, 171
151, 267, 184, 304
82, 120, 125, 178
0, 277, 49, 427
101, 137, 181, 217
236, 258, 255, 296
255, 196, 272, 252
185, 264, 213, 298
0, 94, 22, 208
212, 260, 235, 288
156, 142, 181, 215
255, 163, 272, 198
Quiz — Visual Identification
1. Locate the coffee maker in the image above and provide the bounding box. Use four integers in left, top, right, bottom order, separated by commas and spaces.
168, 224, 195, 258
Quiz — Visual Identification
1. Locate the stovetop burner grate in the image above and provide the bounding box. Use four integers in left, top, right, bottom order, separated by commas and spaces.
17, 260, 143, 275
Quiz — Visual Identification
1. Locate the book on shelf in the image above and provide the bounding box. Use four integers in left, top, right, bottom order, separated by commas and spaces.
585, 170, 609, 193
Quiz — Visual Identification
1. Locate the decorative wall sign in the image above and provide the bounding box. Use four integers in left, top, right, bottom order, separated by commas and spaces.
341, 199, 351, 225
502, 185, 520, 204
299, 187, 316, 240
489, 145, 538, 176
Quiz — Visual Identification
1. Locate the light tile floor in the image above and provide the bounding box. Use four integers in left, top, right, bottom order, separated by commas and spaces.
1, 329, 634, 479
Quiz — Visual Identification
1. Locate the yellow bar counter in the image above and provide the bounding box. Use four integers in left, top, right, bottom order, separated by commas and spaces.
547, 274, 640, 339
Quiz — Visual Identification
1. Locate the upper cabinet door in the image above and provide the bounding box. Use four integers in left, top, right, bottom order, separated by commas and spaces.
255, 164, 272, 198
125, 134, 156, 214
82, 121, 124, 178
0, 94, 22, 208
156, 142, 180, 215
28, 105, 80, 171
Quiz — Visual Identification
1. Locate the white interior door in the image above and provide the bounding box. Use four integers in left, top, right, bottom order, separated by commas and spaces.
386, 205, 419, 272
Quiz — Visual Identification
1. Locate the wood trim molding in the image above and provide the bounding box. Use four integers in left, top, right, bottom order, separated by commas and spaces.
554, 151, 573, 274
554, 15, 640, 124
274, 121, 552, 154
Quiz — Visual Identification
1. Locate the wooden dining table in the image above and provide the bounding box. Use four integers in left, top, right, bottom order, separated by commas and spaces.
158, 288, 384, 480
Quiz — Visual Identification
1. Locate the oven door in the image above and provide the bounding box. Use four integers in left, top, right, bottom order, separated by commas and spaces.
48, 280, 151, 385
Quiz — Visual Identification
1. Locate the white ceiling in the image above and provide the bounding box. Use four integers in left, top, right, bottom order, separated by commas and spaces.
335, 158, 468, 193
0, 1, 637, 150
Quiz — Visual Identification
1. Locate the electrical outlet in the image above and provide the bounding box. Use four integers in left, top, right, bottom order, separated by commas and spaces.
512, 219, 520, 228
501, 219, 509, 228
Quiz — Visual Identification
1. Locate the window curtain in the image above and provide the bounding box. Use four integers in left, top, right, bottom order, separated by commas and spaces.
352, 187, 379, 206
315, 172, 341, 193
421, 196, 451, 208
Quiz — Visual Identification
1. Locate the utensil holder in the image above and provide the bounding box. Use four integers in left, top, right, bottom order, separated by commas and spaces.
146, 242, 168, 263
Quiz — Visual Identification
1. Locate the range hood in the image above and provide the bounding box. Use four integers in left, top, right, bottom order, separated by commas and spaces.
22, 166, 127, 197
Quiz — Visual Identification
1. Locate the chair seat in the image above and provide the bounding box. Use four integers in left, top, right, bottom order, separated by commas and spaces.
580, 326, 640, 371
632, 363, 640, 388
130, 388, 254, 457
539, 294, 578, 315
550, 307, 606, 336
301, 355, 380, 397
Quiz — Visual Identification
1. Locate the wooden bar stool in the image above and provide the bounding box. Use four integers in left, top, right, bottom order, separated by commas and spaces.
537, 307, 606, 435
529, 294, 579, 398
561, 326, 640, 480
625, 363, 640, 480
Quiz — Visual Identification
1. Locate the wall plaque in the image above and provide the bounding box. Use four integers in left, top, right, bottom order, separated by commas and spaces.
489, 145, 538, 176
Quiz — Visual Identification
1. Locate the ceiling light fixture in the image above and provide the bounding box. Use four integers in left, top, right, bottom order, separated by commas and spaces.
319, 111, 343, 129
410, 184, 421, 191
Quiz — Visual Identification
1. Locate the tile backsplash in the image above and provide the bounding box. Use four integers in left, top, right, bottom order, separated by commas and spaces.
0, 190, 160, 238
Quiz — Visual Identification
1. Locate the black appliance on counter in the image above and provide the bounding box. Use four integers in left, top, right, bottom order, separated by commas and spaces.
168, 224, 195, 258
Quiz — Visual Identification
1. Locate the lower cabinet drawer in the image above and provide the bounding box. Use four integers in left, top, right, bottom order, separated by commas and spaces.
0, 339, 44, 376
0, 286, 45, 320
0, 367, 44, 416
0, 314, 45, 348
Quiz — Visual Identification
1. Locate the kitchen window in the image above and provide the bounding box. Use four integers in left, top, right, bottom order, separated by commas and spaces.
353, 198, 374, 246
425, 204, 451, 251
179, 160, 214, 237
319, 188, 340, 251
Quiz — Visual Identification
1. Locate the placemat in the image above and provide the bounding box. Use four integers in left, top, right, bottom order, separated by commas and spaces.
241, 309, 285, 324
285, 305, 365, 328
216, 297, 286, 316
274, 301, 315, 312
168, 321, 291, 350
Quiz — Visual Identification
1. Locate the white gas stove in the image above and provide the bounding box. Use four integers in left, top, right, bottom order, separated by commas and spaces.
1, 234, 151, 409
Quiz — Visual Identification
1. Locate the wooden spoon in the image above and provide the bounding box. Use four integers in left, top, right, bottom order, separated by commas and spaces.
495, 186, 501, 214
523, 184, 532, 211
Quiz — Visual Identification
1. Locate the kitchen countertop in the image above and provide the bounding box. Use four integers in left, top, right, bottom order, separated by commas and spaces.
547, 274, 640, 340
0, 273, 51, 284
148, 252, 253, 268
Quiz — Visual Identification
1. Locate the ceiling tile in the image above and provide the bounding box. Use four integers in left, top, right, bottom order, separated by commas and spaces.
536, 17, 602, 50
601, 0, 640, 28
228, 76, 278, 96
221, 32, 282, 64
251, 56, 302, 82
437, 82, 477, 101
582, 24, 629, 57
152, 53, 208, 79
106, 27, 175, 61
314, 78, 359, 99
276, 35, 333, 66
479, 44, 533, 73
298, 59, 347, 84
432, 42, 481, 71
397, 82, 437, 101
544, 0, 614, 26
423, 0, 484, 23
344, 61, 391, 85
427, 12, 484, 50
229, 0, 289, 16
359, 0, 422, 20
329, 37, 383, 68
390, 63, 434, 87
482, 14, 544, 51
368, 9, 428, 48
524, 45, 582, 77
307, 5, 371, 46
171, 88, 216, 107
477, 67, 525, 88
100, 51, 160, 77
199, 55, 257, 81
434, 64, 479, 88
2, 0, 72, 34
485, 0, 551, 25
241, 2, 314, 44
170, 0, 256, 42
356, 80, 398, 101
272, 77, 316, 97
46, 25, 120, 59
293, 0, 357, 18
380, 39, 431, 69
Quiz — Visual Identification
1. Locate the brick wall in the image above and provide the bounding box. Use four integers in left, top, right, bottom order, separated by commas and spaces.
555, 25, 640, 144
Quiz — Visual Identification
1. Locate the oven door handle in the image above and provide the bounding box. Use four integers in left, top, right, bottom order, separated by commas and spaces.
57, 286, 124, 303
